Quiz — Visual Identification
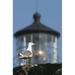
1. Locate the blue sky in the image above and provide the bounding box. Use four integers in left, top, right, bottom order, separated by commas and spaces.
13, 0, 62, 67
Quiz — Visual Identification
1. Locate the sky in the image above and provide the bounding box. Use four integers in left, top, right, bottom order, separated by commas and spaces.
13, 0, 62, 67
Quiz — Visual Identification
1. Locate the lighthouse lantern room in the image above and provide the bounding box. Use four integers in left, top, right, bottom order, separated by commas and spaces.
14, 12, 60, 66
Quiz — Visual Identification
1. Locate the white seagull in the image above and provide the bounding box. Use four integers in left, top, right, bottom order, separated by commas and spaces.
18, 42, 35, 59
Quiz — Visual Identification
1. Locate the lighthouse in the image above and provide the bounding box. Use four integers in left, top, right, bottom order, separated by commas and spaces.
14, 12, 60, 66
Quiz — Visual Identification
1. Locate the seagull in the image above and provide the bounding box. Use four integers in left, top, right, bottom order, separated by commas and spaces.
18, 42, 35, 59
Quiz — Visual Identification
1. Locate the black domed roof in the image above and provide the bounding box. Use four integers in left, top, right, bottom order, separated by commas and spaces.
14, 13, 60, 37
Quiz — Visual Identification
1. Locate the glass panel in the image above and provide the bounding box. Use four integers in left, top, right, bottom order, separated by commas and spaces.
39, 33, 50, 64
32, 33, 39, 64
16, 36, 27, 66
16, 36, 24, 52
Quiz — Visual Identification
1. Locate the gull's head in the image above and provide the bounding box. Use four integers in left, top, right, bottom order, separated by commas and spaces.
29, 42, 35, 46
27, 42, 35, 51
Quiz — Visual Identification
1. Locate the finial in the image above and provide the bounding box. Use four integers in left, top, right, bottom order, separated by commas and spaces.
35, 0, 39, 12
33, 12, 41, 23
